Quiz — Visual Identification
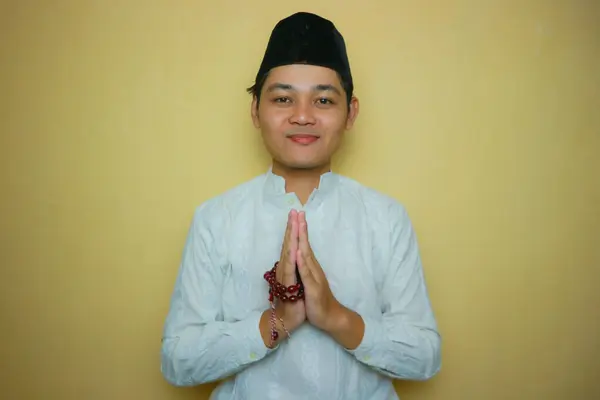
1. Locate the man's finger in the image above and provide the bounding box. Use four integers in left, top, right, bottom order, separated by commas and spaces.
299, 212, 316, 257
298, 215, 323, 284
296, 248, 316, 286
280, 210, 293, 260
308, 245, 324, 278
278, 211, 298, 285
298, 211, 327, 283
287, 211, 298, 271
298, 212, 310, 255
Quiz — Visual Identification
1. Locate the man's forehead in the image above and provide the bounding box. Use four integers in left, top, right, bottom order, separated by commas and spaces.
265, 65, 342, 88
265, 82, 343, 96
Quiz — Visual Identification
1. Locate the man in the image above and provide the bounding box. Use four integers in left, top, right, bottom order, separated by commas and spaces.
160, 11, 441, 400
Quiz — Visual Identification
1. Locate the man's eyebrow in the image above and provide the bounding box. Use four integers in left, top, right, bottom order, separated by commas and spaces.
266, 83, 294, 92
265, 83, 342, 96
313, 84, 342, 96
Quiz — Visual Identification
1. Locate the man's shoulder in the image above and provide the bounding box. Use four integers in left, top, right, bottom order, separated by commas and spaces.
336, 174, 413, 236
337, 174, 407, 214
191, 173, 265, 222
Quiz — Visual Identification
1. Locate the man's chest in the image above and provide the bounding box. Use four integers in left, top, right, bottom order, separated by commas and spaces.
219, 209, 384, 320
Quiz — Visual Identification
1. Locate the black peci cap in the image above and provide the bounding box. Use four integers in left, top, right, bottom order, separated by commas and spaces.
252, 12, 353, 96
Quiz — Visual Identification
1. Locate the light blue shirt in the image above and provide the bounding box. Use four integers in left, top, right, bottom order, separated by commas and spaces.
160, 168, 441, 400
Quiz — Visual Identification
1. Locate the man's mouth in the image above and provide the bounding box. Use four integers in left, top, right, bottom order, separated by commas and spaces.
289, 134, 319, 145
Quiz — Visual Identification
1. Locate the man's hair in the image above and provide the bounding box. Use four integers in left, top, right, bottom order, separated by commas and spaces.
246, 71, 354, 108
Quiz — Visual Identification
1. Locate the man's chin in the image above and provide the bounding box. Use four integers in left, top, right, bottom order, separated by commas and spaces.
275, 158, 329, 171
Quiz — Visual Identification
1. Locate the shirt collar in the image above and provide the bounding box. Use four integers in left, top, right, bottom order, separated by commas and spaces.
263, 166, 339, 208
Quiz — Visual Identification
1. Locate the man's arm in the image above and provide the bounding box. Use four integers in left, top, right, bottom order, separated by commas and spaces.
324, 304, 365, 350
160, 202, 277, 387
331, 201, 441, 381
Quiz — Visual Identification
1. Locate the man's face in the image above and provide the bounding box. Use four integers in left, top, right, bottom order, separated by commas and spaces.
251, 64, 359, 170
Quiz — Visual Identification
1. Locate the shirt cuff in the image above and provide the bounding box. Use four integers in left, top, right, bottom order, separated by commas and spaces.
237, 309, 278, 364
345, 314, 385, 364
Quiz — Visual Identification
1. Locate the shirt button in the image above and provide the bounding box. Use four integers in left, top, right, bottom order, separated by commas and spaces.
249, 352, 257, 360
287, 198, 294, 205
363, 355, 371, 362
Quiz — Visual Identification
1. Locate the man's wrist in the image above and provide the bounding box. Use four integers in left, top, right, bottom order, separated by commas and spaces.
325, 301, 350, 334
277, 309, 299, 335
275, 303, 305, 333
324, 302, 365, 350
260, 308, 293, 348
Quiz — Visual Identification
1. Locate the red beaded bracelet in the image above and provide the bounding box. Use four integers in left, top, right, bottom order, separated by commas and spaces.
268, 303, 290, 347
269, 305, 279, 344
264, 262, 295, 347
263, 262, 304, 302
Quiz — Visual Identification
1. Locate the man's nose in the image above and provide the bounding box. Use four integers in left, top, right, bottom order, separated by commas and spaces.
289, 100, 316, 125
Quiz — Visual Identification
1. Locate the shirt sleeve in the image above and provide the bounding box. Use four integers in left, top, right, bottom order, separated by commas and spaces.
160, 201, 276, 387
345, 201, 441, 380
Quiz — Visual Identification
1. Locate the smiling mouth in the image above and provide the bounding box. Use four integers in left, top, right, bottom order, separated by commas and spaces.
288, 134, 319, 145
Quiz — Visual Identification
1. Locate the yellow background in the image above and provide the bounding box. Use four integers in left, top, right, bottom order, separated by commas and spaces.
1, 1, 599, 399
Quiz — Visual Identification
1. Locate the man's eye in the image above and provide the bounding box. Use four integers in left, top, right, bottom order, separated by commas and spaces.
317, 98, 333, 105
273, 97, 291, 103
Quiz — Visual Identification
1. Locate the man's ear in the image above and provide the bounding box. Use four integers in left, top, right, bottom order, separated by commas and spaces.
345, 96, 360, 130
251, 96, 260, 128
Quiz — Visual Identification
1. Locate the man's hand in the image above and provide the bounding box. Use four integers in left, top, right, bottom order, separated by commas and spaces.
260, 209, 306, 348
295, 211, 343, 332
275, 209, 306, 331
296, 211, 365, 349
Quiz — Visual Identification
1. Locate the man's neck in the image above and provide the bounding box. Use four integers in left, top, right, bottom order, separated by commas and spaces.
271, 161, 331, 205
